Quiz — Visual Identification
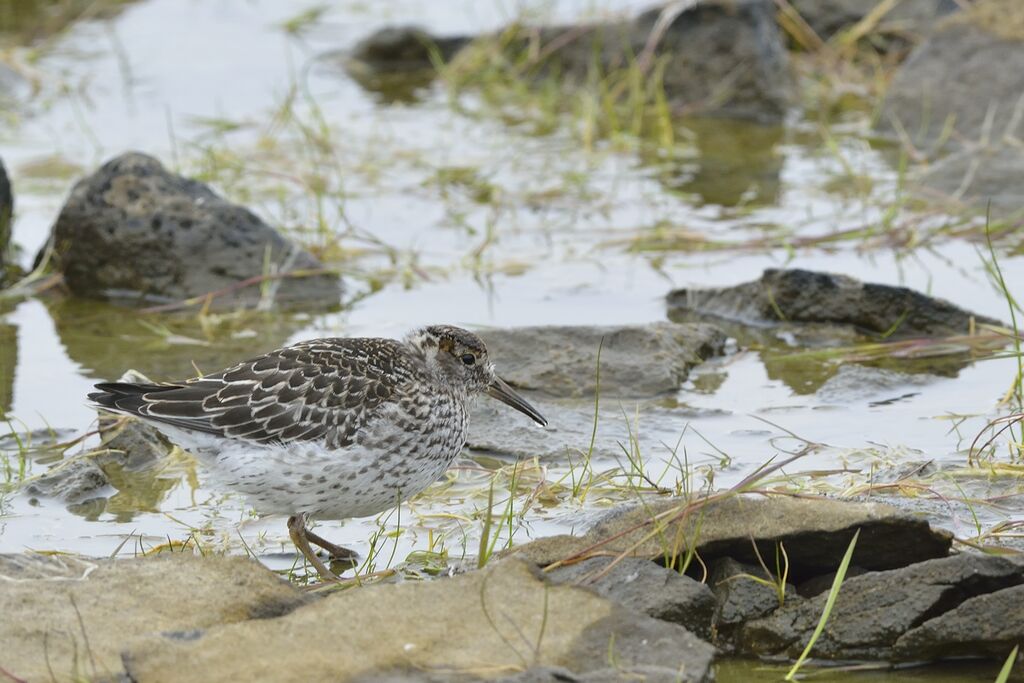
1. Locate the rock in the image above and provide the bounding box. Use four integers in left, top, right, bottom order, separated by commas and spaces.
916, 145, 1024, 220
122, 559, 715, 683
98, 410, 174, 471
339, 27, 473, 103
478, 323, 725, 398
519, 0, 794, 122
667, 268, 1001, 339
40, 153, 342, 307
796, 565, 869, 598
21, 411, 174, 505
357, 0, 792, 122
740, 553, 1024, 660
0, 553, 309, 682
893, 582, 1024, 661
467, 322, 725, 462
878, 0, 1024, 152
508, 495, 952, 574
789, 0, 958, 44
23, 457, 109, 502
350, 26, 470, 71
0, 156, 11, 279
708, 557, 799, 647
469, 396, 719, 462
546, 556, 716, 639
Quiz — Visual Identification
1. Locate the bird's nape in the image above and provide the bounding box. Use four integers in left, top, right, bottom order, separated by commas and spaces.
486, 377, 547, 426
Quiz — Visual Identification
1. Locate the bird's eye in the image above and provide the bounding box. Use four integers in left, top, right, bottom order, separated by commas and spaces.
461, 353, 476, 366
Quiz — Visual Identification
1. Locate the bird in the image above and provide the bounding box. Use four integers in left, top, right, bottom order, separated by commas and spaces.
89, 324, 547, 581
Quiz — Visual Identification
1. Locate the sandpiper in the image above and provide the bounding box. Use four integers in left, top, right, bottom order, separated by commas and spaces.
89, 325, 547, 581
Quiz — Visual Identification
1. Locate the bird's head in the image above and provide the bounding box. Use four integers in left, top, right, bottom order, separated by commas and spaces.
406, 324, 547, 426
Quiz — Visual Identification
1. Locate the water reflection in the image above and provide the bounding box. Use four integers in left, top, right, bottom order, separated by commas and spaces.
0, 0, 137, 43
0, 310, 15, 414
647, 119, 784, 208
44, 296, 315, 381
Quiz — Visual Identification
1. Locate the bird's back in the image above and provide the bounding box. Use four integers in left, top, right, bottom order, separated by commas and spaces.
90, 336, 429, 451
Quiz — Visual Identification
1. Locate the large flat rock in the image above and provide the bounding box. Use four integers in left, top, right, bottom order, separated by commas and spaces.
468, 323, 725, 462
507, 495, 952, 575
122, 558, 715, 683
478, 323, 725, 399
0, 553, 309, 682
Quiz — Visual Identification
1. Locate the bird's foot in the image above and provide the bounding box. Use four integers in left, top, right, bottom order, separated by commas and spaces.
287, 514, 342, 583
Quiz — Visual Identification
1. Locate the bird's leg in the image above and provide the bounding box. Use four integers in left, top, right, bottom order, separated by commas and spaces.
287, 513, 340, 583
304, 527, 359, 564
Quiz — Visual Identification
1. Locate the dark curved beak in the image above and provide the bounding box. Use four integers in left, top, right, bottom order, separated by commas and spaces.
487, 377, 547, 427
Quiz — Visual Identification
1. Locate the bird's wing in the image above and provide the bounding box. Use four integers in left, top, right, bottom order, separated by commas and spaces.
89, 338, 419, 448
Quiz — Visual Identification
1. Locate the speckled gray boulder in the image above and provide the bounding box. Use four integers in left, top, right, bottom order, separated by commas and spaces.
41, 153, 342, 307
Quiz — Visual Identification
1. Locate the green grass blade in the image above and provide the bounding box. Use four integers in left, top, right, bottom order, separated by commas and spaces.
995, 645, 1019, 683
785, 528, 860, 681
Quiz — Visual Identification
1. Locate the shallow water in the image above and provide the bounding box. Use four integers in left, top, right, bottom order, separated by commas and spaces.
1, 0, 1022, 631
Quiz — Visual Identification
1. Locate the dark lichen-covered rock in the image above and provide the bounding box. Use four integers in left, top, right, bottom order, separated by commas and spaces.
39, 153, 342, 307
740, 553, 1024, 661
878, 0, 1024, 152
122, 559, 715, 683
892, 582, 1024, 661
667, 268, 1002, 338
0, 553, 309, 682
546, 556, 716, 639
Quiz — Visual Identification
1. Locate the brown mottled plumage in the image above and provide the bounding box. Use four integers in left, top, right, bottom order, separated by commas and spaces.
89, 325, 546, 581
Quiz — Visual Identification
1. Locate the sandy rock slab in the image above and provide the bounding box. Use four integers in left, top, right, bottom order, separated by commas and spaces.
0, 553, 309, 682
507, 495, 952, 574
122, 559, 715, 683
